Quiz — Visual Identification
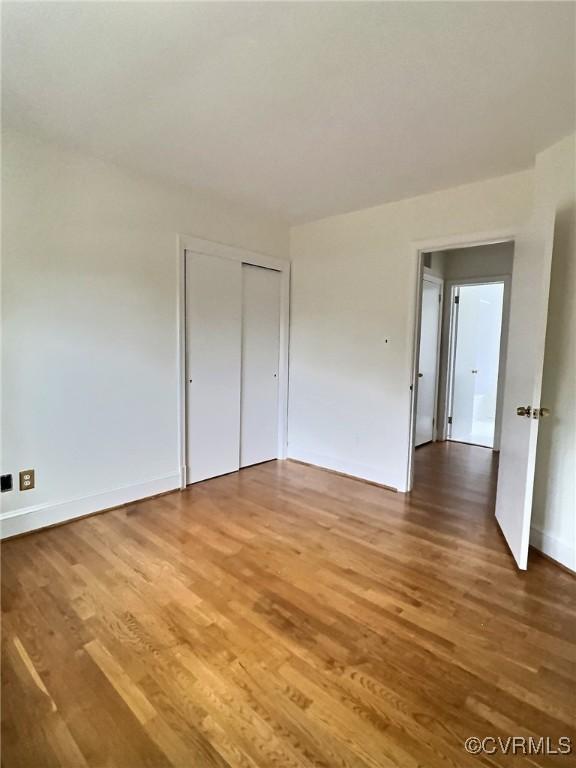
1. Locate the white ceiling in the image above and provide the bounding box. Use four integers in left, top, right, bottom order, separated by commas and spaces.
3, 2, 575, 223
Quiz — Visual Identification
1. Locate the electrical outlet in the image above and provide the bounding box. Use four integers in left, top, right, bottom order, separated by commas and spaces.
1, 474, 13, 493
19, 469, 35, 491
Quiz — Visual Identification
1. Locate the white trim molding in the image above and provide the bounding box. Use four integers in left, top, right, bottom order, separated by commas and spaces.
442, 274, 511, 450
0, 474, 180, 539
405, 228, 517, 493
177, 234, 290, 487
179, 234, 288, 273
530, 524, 576, 572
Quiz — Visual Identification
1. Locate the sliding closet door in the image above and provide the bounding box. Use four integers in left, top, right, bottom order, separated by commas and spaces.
186, 251, 242, 483
240, 264, 281, 467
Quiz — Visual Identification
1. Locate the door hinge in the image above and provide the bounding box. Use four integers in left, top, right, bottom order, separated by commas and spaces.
454, 295, 460, 304
448, 416, 453, 424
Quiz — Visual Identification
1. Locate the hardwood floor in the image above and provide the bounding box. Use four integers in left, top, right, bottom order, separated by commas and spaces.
2, 443, 575, 767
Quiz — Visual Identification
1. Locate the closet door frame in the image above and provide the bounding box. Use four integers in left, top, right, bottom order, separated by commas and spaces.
177, 235, 290, 489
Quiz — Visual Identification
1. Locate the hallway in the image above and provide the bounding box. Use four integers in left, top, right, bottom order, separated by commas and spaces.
412, 441, 500, 542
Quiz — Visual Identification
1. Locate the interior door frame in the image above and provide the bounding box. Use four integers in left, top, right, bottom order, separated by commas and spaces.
443, 275, 511, 450
177, 235, 290, 489
404, 229, 516, 493
416, 271, 444, 445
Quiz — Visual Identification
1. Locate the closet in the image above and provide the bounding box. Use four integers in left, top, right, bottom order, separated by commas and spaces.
185, 250, 282, 484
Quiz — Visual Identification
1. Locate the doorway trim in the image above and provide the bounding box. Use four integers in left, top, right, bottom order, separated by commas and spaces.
404, 228, 516, 493
442, 275, 511, 450
177, 235, 291, 489
415, 272, 444, 447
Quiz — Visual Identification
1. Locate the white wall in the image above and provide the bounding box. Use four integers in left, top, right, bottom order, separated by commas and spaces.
531, 134, 576, 570
288, 170, 533, 489
443, 242, 514, 280
3, 128, 572, 569
423, 250, 446, 278
1, 131, 288, 535
289, 133, 575, 570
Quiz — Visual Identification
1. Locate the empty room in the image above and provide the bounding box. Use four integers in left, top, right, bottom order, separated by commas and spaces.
1, 2, 575, 767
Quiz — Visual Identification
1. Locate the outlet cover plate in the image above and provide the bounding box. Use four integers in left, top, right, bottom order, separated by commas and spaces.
19, 469, 35, 491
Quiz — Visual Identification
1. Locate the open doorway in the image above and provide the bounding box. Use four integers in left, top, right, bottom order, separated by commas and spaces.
411, 241, 514, 509
446, 280, 507, 449
407, 214, 555, 571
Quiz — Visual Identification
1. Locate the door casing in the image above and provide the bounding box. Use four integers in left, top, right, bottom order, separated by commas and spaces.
442, 275, 511, 450
405, 229, 516, 493
177, 235, 290, 489
415, 272, 444, 446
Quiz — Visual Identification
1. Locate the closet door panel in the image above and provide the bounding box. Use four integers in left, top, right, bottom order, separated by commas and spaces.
186, 251, 242, 483
240, 264, 281, 467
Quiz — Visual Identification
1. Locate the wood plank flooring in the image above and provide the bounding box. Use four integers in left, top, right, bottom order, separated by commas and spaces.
2, 443, 575, 767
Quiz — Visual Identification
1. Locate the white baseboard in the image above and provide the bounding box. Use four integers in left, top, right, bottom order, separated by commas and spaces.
287, 447, 397, 490
0, 474, 181, 539
530, 524, 575, 572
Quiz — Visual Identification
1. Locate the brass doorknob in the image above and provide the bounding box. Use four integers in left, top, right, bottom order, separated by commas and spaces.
536, 407, 551, 418
517, 406, 532, 417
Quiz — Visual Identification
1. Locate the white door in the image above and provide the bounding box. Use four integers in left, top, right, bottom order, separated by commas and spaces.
240, 264, 281, 467
186, 251, 242, 483
495, 212, 555, 569
449, 282, 504, 448
415, 277, 442, 447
